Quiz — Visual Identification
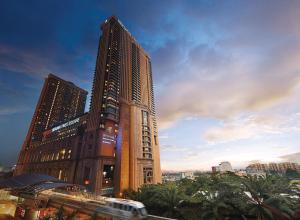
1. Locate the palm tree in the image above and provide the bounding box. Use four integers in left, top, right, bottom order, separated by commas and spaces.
155, 183, 184, 218
200, 191, 233, 220
124, 184, 164, 215
124, 173, 297, 219
178, 178, 195, 196
242, 175, 293, 220
126, 183, 184, 218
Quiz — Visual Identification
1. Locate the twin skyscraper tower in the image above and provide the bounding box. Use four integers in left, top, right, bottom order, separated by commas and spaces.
15, 16, 162, 196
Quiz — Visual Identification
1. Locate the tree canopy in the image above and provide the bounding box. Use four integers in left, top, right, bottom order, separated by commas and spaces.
124, 173, 300, 220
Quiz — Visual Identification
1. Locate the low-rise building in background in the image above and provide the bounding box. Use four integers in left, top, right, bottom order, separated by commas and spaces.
212, 161, 233, 173
246, 162, 300, 174
245, 167, 266, 177
162, 171, 195, 182
180, 171, 194, 180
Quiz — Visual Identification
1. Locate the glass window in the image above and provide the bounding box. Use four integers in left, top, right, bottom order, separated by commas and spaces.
139, 208, 148, 216
103, 164, 115, 185
142, 111, 148, 126
143, 167, 153, 184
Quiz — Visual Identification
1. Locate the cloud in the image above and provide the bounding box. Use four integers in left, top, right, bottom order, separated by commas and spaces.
0, 1, 102, 86
0, 44, 94, 86
280, 152, 300, 163
203, 113, 300, 143
160, 144, 188, 152
155, 4, 300, 128
159, 134, 169, 139
203, 124, 254, 144
0, 106, 30, 116
2, 0, 300, 170
183, 152, 202, 161
0, 45, 54, 78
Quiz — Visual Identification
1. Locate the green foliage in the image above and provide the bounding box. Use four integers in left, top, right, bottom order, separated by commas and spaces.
285, 168, 300, 178
54, 206, 64, 220
125, 173, 300, 220
125, 183, 184, 218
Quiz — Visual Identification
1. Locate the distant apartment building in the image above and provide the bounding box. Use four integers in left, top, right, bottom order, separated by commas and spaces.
212, 166, 219, 173
162, 171, 194, 182
246, 162, 300, 173
245, 169, 266, 178
235, 170, 247, 177
246, 163, 268, 172
212, 161, 233, 173
180, 171, 194, 179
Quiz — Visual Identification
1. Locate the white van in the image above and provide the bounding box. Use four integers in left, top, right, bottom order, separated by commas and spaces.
105, 198, 148, 219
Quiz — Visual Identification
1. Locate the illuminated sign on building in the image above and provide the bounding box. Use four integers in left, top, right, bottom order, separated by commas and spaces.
102, 133, 115, 144
101, 187, 114, 195
51, 118, 80, 132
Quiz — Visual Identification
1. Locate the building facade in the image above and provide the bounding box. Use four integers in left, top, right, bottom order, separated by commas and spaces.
15, 74, 88, 175
15, 16, 162, 196
78, 16, 161, 195
15, 114, 88, 181
246, 162, 300, 173
212, 161, 233, 173
21, 74, 87, 149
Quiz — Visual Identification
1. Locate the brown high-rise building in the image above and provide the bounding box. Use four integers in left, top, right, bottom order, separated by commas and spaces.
15, 74, 88, 174
77, 16, 161, 195
14, 16, 161, 196
23, 74, 87, 147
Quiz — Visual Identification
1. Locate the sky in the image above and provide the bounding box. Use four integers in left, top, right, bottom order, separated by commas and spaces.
1, 0, 300, 171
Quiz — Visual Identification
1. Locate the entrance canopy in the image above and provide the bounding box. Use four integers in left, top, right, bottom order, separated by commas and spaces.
0, 174, 80, 194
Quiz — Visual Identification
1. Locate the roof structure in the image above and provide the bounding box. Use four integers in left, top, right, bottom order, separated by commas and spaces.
0, 174, 79, 194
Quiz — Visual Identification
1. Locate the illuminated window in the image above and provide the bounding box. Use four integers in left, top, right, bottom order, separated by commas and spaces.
142, 110, 152, 158
83, 167, 90, 184
58, 169, 62, 180
143, 167, 153, 184
61, 149, 66, 159
103, 165, 114, 186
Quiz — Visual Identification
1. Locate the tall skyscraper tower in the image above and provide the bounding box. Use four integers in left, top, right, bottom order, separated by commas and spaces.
15, 74, 88, 175
77, 16, 161, 195
22, 74, 88, 148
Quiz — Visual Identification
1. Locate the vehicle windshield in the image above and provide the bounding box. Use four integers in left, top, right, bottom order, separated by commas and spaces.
138, 208, 148, 216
